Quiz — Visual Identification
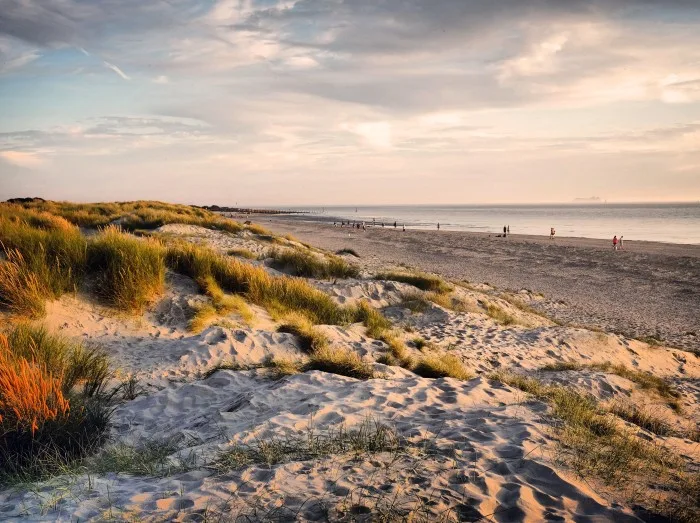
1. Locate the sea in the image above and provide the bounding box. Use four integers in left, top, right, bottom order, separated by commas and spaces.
272, 203, 700, 245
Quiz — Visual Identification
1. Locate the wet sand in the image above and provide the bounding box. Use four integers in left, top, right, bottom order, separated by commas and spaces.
259, 216, 700, 352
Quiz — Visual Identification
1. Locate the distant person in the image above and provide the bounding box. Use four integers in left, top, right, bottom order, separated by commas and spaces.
507, 225, 510, 234
394, 221, 397, 229
362, 222, 366, 231
382, 222, 385, 227
550, 227, 555, 240
613, 235, 618, 250
619, 236, 624, 249
503, 225, 507, 236
437, 222, 440, 230
402, 224, 406, 232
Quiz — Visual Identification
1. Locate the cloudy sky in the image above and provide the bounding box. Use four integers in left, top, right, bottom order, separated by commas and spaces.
1, 0, 700, 205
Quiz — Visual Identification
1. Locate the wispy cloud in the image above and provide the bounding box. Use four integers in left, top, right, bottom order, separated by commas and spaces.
102, 60, 130, 80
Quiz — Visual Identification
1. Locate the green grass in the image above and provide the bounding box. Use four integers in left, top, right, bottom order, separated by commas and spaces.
87, 226, 165, 312
89, 437, 198, 477
376, 271, 452, 293
268, 248, 359, 279
212, 417, 400, 472
412, 353, 473, 380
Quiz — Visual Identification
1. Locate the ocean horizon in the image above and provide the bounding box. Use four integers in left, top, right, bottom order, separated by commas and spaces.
260, 202, 700, 245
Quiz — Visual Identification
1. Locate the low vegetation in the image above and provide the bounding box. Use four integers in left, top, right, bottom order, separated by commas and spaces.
277, 313, 329, 353
484, 302, 516, 326
376, 271, 452, 293
489, 371, 697, 522
212, 418, 401, 472
268, 247, 359, 279
189, 274, 254, 332
305, 346, 375, 380
227, 247, 258, 260
0, 325, 113, 484
335, 248, 360, 258
412, 353, 473, 380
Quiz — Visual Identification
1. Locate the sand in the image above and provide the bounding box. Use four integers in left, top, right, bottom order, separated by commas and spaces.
1, 222, 698, 522
258, 215, 700, 353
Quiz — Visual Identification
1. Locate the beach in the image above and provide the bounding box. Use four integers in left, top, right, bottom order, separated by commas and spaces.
260, 215, 700, 352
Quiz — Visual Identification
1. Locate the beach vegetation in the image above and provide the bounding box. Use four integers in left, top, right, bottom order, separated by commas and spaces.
412, 354, 473, 381
267, 247, 359, 279
212, 417, 400, 472
227, 247, 258, 260
0, 326, 113, 484
245, 223, 272, 236
263, 356, 303, 379
335, 248, 360, 258
489, 371, 697, 521
277, 313, 329, 353
484, 303, 516, 326
90, 437, 198, 477
305, 346, 375, 380
375, 271, 452, 293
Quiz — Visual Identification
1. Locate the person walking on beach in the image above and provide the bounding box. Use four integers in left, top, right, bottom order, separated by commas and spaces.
507, 225, 510, 234
394, 221, 397, 229
437, 222, 440, 230
402, 224, 406, 232
612, 235, 618, 250
619, 236, 624, 250
503, 225, 507, 236
550, 227, 555, 240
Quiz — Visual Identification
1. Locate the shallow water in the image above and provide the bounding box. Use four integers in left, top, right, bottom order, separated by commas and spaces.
277, 203, 700, 244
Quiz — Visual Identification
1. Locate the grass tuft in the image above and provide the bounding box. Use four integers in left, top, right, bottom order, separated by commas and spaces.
227, 247, 258, 260
277, 313, 329, 353
305, 346, 375, 380
413, 353, 473, 380
335, 248, 360, 258
376, 271, 452, 293
485, 302, 516, 326
268, 248, 359, 279
87, 226, 165, 312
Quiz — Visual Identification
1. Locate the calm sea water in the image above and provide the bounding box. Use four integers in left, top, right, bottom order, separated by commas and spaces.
277, 203, 700, 245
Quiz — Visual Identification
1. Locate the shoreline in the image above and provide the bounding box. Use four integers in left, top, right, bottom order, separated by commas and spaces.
223, 211, 700, 248
260, 215, 700, 352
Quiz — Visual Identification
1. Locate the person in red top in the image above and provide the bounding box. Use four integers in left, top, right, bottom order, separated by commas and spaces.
613, 235, 618, 250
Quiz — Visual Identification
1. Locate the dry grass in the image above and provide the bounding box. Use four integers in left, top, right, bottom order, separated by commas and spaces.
376, 271, 452, 293
335, 248, 360, 258
0, 325, 113, 484
263, 356, 303, 379
305, 346, 375, 380
412, 353, 473, 380
87, 226, 165, 312
166, 242, 347, 325
227, 248, 258, 260
0, 248, 48, 317
277, 313, 329, 353
485, 302, 517, 326
489, 371, 697, 521
268, 248, 359, 279
246, 223, 272, 236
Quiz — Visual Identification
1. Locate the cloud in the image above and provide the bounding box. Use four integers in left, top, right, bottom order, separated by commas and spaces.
0, 150, 45, 168
102, 60, 130, 80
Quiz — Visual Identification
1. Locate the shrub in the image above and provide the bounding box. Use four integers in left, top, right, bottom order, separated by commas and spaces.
413, 354, 472, 380
87, 226, 165, 312
375, 272, 452, 293
305, 346, 375, 380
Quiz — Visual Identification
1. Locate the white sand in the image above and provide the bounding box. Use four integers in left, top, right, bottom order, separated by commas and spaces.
1, 223, 697, 522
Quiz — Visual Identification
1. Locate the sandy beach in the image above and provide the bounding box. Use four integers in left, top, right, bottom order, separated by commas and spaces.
257, 215, 700, 353
1, 203, 699, 522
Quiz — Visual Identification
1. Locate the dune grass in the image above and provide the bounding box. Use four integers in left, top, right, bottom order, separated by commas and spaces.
263, 356, 303, 379
485, 302, 517, 326
212, 417, 400, 472
0, 325, 113, 484
8, 200, 245, 233
335, 248, 360, 258
227, 247, 258, 260
166, 241, 348, 325
375, 271, 452, 293
277, 313, 329, 353
489, 371, 697, 521
539, 361, 680, 401
87, 226, 165, 312
305, 346, 375, 380
267, 247, 359, 279
412, 353, 473, 380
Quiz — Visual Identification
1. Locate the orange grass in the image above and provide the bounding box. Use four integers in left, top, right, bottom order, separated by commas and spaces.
0, 334, 70, 435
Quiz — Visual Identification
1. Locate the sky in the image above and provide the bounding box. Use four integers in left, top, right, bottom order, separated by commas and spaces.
1, 0, 700, 206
